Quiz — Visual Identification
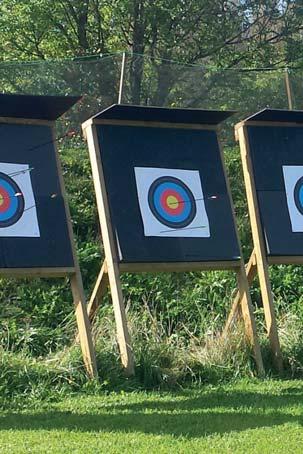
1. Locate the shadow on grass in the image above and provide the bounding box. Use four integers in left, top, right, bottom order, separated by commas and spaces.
0, 389, 302, 438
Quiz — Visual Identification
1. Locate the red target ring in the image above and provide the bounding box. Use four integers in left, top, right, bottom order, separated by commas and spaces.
0, 172, 24, 227
0, 187, 11, 213
160, 189, 184, 215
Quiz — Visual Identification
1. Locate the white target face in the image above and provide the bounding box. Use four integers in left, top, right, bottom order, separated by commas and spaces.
0, 163, 40, 237
134, 167, 210, 237
283, 165, 303, 232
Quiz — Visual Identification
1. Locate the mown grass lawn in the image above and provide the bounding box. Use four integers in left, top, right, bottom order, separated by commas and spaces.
0, 379, 302, 453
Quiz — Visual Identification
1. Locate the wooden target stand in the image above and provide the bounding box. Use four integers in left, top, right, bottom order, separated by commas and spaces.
0, 94, 97, 379
225, 109, 303, 374
82, 105, 264, 377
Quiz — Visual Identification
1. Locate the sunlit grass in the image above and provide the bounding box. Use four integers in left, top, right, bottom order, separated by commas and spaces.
1, 379, 303, 453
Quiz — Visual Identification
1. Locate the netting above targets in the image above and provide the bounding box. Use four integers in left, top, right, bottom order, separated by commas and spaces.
92, 104, 240, 263
244, 108, 303, 256
0, 93, 80, 269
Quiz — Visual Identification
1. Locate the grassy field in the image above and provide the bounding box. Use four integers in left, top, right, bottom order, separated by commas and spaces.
0, 379, 302, 453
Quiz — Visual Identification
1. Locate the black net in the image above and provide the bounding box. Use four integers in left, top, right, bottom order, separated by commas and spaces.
0, 54, 296, 123
121, 55, 289, 114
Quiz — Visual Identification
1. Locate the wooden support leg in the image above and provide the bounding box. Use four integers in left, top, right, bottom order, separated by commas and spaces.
235, 262, 265, 376
87, 261, 109, 322
107, 260, 135, 376
237, 125, 283, 373
51, 129, 97, 380
77, 260, 134, 378
85, 124, 135, 376
70, 272, 98, 379
255, 254, 283, 373
224, 250, 257, 334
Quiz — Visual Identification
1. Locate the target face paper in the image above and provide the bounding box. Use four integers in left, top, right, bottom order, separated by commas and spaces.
283, 165, 303, 232
135, 167, 210, 237
0, 163, 40, 237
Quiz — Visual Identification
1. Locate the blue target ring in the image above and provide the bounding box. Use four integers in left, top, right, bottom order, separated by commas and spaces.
0, 172, 24, 227
148, 176, 196, 228
294, 176, 303, 215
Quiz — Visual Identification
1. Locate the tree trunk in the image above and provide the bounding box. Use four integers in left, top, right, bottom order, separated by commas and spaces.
76, 1, 90, 51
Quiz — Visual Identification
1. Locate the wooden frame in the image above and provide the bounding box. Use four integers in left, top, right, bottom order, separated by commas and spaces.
83, 116, 264, 377
226, 119, 298, 373
0, 116, 97, 379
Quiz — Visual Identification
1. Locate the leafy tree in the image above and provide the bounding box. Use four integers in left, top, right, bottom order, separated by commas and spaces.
117, 0, 302, 104
0, 0, 114, 59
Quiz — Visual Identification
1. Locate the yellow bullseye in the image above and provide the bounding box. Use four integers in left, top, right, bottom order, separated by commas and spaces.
167, 195, 179, 210
0, 194, 4, 206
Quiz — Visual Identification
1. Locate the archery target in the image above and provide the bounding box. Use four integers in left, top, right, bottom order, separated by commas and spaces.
0, 163, 40, 237
134, 167, 210, 237
283, 165, 303, 232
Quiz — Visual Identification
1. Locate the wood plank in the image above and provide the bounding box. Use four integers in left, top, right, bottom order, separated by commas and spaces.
237, 124, 283, 373
285, 69, 294, 110
91, 119, 218, 130
223, 250, 258, 334
267, 256, 303, 265
216, 136, 264, 375
52, 128, 98, 379
119, 261, 240, 273
87, 261, 109, 322
81, 118, 94, 133
0, 267, 75, 278
235, 120, 303, 131
85, 123, 135, 376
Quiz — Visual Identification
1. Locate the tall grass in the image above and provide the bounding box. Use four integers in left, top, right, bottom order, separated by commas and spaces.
2, 296, 303, 409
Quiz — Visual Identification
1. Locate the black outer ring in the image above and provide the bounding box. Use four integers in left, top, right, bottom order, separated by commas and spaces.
294, 176, 303, 215
148, 176, 196, 228
0, 172, 25, 228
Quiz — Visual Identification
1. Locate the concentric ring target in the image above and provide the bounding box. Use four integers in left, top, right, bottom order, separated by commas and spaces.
294, 176, 303, 215
148, 176, 196, 228
0, 172, 24, 227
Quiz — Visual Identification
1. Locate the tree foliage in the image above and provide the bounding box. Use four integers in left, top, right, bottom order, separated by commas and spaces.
0, 1, 303, 104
